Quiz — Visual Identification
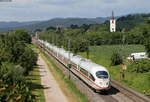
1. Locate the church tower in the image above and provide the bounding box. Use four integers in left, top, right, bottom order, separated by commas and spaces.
110, 11, 116, 32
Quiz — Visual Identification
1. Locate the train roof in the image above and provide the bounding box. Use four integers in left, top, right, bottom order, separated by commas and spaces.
70, 55, 108, 73
79, 58, 108, 73
71, 55, 84, 65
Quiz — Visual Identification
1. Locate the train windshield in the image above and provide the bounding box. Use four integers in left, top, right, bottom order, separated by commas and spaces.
96, 71, 108, 79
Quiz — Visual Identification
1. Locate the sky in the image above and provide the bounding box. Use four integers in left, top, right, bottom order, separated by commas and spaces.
0, 0, 150, 21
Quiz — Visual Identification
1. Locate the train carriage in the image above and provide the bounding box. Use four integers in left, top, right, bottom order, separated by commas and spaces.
38, 39, 111, 92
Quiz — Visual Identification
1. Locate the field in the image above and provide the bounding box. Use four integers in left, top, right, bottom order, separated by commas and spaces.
80, 45, 145, 66
79, 45, 150, 96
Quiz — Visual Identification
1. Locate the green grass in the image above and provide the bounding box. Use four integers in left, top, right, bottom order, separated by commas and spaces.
79, 45, 145, 67
35, 45, 89, 102
27, 44, 45, 102
27, 67, 45, 102
79, 45, 150, 96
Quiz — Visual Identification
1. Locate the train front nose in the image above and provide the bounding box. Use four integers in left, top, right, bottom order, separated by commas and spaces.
95, 71, 110, 90
95, 79, 110, 90
99, 80, 109, 87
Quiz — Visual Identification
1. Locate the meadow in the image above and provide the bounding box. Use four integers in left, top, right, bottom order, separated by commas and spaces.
80, 45, 145, 66
79, 45, 150, 96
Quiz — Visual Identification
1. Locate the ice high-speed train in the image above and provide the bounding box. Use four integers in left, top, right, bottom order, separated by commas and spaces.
38, 39, 111, 91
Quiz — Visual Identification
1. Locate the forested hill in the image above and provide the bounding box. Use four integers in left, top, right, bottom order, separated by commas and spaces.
116, 13, 150, 31
101, 13, 150, 31
0, 17, 108, 32
1, 13, 150, 32
0, 21, 40, 29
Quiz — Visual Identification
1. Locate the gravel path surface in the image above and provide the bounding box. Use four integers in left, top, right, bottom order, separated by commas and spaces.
37, 55, 69, 102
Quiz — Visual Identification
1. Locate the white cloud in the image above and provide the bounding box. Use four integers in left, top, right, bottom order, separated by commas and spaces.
13, 0, 36, 4
0, 0, 149, 21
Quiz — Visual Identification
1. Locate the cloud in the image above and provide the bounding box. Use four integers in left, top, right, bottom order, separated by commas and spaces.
102, 0, 119, 4
13, 0, 35, 4
0, 0, 150, 21
38, 0, 80, 5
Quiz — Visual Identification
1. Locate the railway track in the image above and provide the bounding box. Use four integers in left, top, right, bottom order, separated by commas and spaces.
38, 43, 150, 102
111, 80, 150, 102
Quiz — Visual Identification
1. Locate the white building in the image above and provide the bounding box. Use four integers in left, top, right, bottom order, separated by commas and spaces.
110, 11, 116, 32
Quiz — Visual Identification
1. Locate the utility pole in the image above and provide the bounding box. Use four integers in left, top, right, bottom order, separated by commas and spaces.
122, 34, 126, 59
52, 35, 54, 45
34, 31, 38, 44
86, 41, 90, 59
121, 34, 126, 80
68, 39, 71, 79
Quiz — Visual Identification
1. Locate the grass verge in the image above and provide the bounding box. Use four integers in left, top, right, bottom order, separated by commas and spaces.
27, 44, 45, 102
27, 67, 45, 102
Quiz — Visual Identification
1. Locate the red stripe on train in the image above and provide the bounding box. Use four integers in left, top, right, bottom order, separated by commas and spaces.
71, 66, 109, 89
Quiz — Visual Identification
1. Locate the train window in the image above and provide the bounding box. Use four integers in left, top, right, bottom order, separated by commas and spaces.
80, 68, 88, 76
71, 63, 77, 68
89, 74, 95, 81
96, 71, 108, 79
72, 64, 77, 69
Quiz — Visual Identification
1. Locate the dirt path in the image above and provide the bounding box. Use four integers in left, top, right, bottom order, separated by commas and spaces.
37, 54, 69, 102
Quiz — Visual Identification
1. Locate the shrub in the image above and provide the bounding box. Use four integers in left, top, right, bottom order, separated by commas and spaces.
18, 46, 38, 74
128, 60, 150, 73
145, 37, 150, 57
0, 30, 36, 102
111, 51, 123, 65
0, 32, 38, 74
0, 62, 35, 102
11, 29, 32, 44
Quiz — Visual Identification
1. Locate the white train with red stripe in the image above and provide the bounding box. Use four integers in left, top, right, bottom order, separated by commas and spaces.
38, 39, 111, 92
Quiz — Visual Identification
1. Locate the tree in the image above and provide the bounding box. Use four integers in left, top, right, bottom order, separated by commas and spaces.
70, 24, 79, 29
18, 46, 38, 74
80, 24, 91, 32
34, 28, 42, 32
11, 29, 31, 44
46, 26, 56, 30
128, 60, 150, 73
145, 37, 150, 57
0, 30, 38, 74
0, 30, 37, 101
144, 18, 150, 57
0, 62, 35, 102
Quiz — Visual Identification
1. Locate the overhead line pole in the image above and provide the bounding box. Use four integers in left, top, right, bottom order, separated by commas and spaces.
68, 39, 71, 79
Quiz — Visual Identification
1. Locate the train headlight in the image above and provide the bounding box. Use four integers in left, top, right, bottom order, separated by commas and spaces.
106, 82, 109, 85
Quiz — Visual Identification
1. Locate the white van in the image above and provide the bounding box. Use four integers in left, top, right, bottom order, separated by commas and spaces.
127, 52, 148, 60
